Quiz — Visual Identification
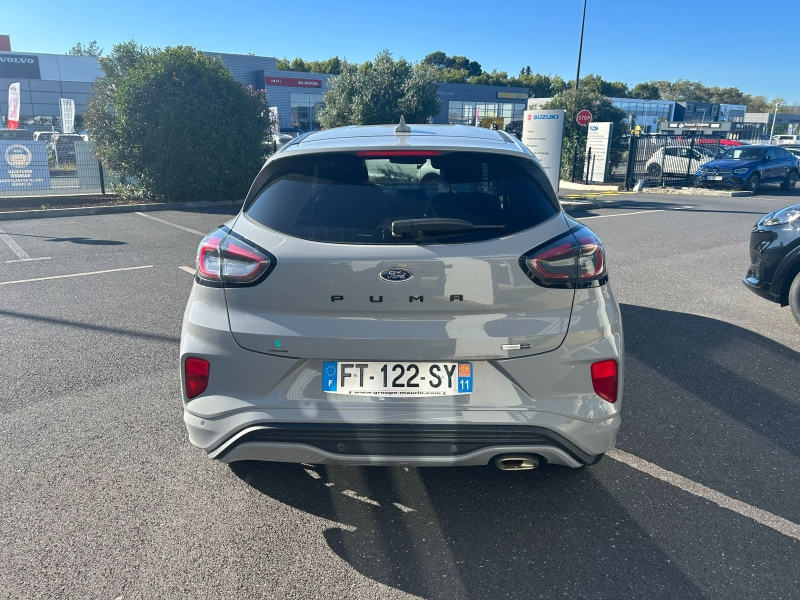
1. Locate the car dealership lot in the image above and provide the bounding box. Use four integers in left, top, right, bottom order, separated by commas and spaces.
1, 195, 799, 599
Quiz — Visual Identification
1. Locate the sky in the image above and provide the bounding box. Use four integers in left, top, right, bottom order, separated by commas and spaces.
6, 0, 798, 102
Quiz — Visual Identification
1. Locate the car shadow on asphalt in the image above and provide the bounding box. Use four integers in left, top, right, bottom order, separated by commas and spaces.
618, 304, 800, 465
231, 459, 703, 599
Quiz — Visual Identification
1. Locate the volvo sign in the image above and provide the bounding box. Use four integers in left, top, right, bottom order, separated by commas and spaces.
0, 54, 41, 79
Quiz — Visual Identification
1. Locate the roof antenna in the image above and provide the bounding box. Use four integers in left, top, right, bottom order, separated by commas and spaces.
395, 115, 411, 134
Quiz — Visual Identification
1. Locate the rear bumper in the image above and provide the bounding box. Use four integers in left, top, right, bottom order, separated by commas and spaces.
207, 422, 611, 467
181, 281, 624, 468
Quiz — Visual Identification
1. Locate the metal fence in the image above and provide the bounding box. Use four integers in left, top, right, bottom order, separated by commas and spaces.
623, 133, 727, 189
0, 139, 121, 198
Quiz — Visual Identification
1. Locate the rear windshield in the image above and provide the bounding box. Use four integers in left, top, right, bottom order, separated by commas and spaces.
244, 151, 557, 244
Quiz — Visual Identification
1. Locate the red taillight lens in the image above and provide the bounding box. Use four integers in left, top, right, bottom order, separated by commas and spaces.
591, 360, 618, 403
185, 357, 209, 400
196, 231, 225, 280
521, 227, 606, 288
195, 228, 274, 286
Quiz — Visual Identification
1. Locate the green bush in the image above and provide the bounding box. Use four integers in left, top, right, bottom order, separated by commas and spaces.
87, 42, 269, 202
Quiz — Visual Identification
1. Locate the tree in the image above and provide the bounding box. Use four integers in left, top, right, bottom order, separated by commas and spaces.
630, 82, 660, 100
86, 42, 269, 202
542, 89, 627, 181
318, 50, 441, 128
276, 56, 345, 74
422, 51, 482, 76
67, 41, 103, 57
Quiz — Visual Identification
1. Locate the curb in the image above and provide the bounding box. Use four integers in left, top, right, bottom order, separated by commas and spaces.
0, 199, 243, 221
638, 187, 753, 197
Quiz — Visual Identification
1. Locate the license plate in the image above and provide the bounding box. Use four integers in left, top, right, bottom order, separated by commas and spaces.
322, 361, 473, 396
706, 175, 723, 181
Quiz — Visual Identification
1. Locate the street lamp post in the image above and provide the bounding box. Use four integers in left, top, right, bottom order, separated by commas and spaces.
769, 102, 778, 142
570, 0, 588, 183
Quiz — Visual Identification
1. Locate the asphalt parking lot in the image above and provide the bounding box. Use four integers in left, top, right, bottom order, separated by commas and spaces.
1, 191, 799, 599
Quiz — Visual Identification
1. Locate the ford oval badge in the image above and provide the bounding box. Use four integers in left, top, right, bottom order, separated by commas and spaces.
379, 267, 413, 283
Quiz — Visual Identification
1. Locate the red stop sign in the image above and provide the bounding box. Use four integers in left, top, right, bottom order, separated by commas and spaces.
576, 110, 593, 126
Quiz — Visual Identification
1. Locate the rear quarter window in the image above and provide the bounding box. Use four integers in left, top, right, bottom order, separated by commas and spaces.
244, 151, 558, 244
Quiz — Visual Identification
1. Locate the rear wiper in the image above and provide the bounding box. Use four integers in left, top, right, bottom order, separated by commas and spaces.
391, 218, 505, 238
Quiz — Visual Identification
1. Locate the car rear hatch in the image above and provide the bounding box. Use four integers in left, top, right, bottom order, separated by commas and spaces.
207, 147, 588, 361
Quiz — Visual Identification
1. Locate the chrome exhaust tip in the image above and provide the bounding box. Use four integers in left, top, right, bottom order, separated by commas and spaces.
493, 455, 540, 471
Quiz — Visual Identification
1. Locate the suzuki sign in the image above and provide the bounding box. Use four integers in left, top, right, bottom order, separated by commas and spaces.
522, 109, 566, 192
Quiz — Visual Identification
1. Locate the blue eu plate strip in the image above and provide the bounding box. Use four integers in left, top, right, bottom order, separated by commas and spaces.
322, 362, 338, 392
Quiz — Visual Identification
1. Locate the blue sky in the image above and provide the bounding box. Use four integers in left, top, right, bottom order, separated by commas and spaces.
8, 0, 798, 101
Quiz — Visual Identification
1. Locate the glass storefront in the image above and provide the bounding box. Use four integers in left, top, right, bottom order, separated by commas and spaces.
447, 100, 526, 133
290, 92, 325, 131
612, 100, 674, 133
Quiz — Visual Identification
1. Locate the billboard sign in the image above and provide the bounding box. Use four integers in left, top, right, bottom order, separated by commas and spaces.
585, 122, 613, 183
522, 109, 566, 191
0, 141, 51, 191
7, 82, 20, 129
60, 98, 75, 133
265, 76, 321, 88
0, 54, 41, 79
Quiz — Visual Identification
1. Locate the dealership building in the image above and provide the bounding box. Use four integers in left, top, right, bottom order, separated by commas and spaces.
0, 50, 99, 131
1, 46, 534, 134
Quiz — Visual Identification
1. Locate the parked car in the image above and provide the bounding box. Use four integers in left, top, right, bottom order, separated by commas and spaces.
744, 203, 800, 326
0, 128, 34, 140
772, 135, 799, 146
46, 133, 85, 162
180, 123, 624, 471
695, 145, 799, 193
645, 145, 714, 178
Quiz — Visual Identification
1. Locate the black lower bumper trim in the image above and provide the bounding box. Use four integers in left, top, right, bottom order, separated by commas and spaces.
217, 423, 599, 465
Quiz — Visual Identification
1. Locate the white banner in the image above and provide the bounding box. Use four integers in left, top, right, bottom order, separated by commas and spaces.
268, 106, 279, 136
522, 109, 566, 192
60, 98, 75, 134
585, 122, 613, 183
7, 82, 20, 129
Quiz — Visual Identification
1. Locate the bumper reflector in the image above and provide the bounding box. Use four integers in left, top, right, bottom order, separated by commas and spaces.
591, 360, 618, 403
185, 357, 209, 399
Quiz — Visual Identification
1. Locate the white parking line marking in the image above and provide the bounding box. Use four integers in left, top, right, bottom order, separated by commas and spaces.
608, 449, 800, 541
0, 265, 153, 286
0, 227, 31, 260
5, 256, 51, 263
393, 502, 416, 513
305, 468, 321, 480
341, 490, 381, 506
579, 209, 665, 219
179, 266, 196, 275
134, 212, 205, 235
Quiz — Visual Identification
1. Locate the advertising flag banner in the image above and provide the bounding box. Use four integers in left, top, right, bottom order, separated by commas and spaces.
522, 109, 566, 191
269, 106, 279, 136
60, 98, 75, 133
7, 82, 20, 130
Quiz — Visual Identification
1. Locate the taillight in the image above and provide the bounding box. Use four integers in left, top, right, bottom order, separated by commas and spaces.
519, 226, 606, 288
185, 357, 209, 400
195, 227, 275, 286
591, 360, 618, 403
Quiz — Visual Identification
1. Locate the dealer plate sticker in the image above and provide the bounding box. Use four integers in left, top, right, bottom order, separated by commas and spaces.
322, 361, 473, 396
